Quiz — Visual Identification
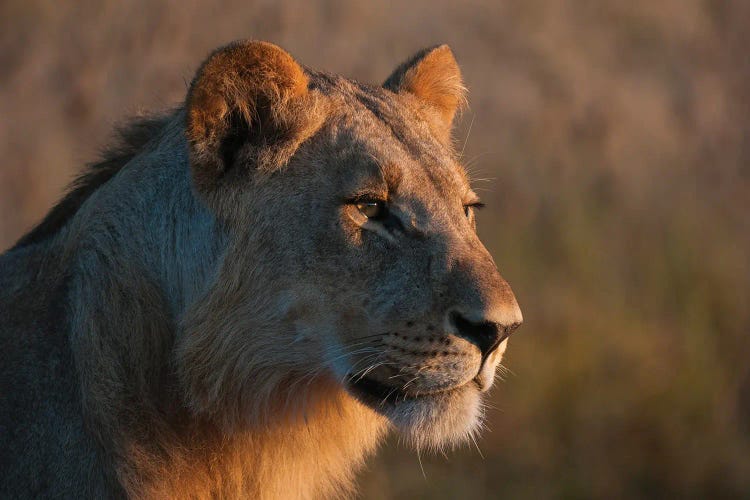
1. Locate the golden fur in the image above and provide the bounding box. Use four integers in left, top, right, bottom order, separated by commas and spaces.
1, 40, 521, 499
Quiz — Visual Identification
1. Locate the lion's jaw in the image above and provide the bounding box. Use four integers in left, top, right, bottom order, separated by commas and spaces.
322, 323, 510, 451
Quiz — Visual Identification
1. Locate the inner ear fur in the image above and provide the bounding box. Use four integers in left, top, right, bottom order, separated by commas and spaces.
383, 44, 467, 143
186, 40, 323, 195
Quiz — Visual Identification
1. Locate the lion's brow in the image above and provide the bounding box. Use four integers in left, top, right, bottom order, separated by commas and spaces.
350, 87, 426, 159
375, 160, 403, 194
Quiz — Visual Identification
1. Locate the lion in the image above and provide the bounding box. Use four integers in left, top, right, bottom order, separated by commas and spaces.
0, 41, 522, 499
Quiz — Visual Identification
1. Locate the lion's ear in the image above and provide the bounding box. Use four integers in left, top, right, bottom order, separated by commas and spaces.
383, 45, 466, 142
186, 41, 321, 196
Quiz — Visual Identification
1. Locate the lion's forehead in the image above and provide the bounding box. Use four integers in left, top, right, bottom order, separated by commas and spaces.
314, 77, 469, 207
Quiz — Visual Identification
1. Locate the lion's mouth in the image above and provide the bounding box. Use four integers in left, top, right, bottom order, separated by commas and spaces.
346, 375, 478, 407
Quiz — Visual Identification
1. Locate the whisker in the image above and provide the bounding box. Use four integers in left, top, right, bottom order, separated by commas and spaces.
288, 345, 380, 394
459, 113, 475, 159
340, 338, 385, 350
469, 431, 485, 460
323, 346, 379, 367
388, 363, 417, 379
463, 150, 491, 169
416, 447, 427, 479
401, 365, 429, 392
379, 386, 400, 407
349, 331, 393, 342
341, 353, 383, 385
352, 360, 391, 383
400, 375, 420, 396
496, 363, 515, 378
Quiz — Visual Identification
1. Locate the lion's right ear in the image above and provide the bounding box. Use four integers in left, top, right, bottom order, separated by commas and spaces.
383, 45, 466, 144
186, 41, 322, 197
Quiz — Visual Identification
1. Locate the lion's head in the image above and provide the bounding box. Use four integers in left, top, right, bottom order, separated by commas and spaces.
177, 41, 522, 451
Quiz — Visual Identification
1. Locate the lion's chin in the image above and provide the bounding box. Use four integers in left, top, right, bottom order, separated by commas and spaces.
346, 377, 483, 451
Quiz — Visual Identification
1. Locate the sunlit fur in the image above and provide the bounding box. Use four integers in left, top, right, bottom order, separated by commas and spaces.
1, 41, 521, 498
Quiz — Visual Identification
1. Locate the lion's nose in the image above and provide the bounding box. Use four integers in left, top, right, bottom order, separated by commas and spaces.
449, 307, 522, 359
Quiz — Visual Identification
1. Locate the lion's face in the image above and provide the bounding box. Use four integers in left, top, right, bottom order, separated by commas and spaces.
241, 81, 521, 449
182, 42, 521, 450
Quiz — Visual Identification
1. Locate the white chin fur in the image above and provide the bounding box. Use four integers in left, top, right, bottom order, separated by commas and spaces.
385, 385, 483, 452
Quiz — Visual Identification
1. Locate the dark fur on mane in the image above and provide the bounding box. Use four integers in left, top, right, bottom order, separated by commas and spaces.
12, 114, 171, 250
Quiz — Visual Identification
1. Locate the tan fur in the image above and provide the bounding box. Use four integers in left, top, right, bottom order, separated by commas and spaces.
383, 44, 467, 143
1, 40, 521, 499
186, 41, 328, 204
121, 380, 385, 499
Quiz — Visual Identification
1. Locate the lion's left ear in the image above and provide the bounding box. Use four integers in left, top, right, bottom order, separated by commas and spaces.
185, 41, 324, 207
383, 45, 466, 143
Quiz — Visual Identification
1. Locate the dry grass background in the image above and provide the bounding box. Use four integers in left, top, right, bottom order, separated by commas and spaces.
2, 0, 749, 498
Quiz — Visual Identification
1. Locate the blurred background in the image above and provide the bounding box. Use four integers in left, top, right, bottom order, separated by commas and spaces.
1, 0, 749, 497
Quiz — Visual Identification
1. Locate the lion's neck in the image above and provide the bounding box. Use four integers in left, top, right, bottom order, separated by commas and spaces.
62, 113, 227, 318
130, 382, 387, 499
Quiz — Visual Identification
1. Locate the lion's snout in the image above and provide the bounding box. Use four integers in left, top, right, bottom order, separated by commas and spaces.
432, 230, 523, 356
448, 310, 520, 360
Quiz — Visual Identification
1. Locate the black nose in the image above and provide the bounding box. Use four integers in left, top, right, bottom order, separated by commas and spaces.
450, 311, 520, 359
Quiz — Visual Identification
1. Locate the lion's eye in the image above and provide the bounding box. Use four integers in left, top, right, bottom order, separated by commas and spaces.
356, 201, 386, 219
463, 201, 484, 219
